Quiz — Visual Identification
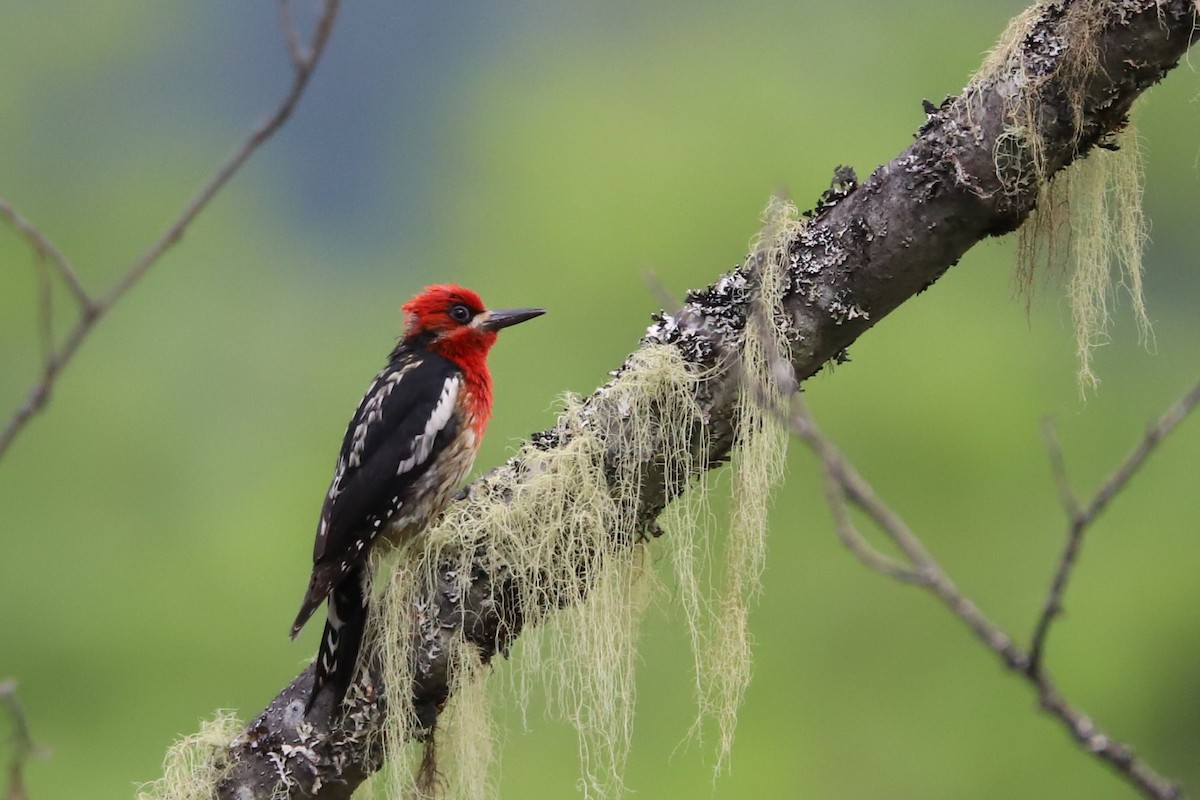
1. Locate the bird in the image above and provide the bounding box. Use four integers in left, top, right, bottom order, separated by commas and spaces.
290, 284, 545, 714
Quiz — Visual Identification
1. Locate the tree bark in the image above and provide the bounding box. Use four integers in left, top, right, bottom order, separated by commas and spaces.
215, 2, 1200, 797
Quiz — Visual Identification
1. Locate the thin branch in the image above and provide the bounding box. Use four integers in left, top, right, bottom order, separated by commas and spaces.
0, 199, 92, 310
1080, 378, 1200, 523
0, 0, 342, 462
1, 679, 47, 800
789, 400, 1185, 800
791, 403, 1028, 668
35, 253, 53, 373
818, 467, 923, 583
278, 0, 306, 68
1029, 377, 1200, 677
743, 271, 928, 584
1040, 418, 1081, 518
98, 0, 339, 310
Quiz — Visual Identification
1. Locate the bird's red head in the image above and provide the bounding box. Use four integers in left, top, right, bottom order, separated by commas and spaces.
400, 285, 544, 432
401, 284, 544, 370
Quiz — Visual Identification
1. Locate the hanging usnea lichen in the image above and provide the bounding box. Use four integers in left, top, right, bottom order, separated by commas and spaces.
968, 0, 1150, 391
363, 201, 797, 798
137, 711, 240, 800
678, 198, 794, 771
366, 356, 700, 800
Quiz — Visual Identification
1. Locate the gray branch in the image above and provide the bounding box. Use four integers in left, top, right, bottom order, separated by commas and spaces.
791, 394, 1190, 799
216, 2, 1200, 797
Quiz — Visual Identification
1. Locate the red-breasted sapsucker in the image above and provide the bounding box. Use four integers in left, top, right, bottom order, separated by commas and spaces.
290, 285, 544, 713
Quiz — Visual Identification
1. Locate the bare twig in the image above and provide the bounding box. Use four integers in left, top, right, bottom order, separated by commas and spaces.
1, 679, 47, 800
1029, 378, 1200, 678
791, 403, 1027, 668
789, 399, 1186, 800
277, 0, 307, 69
35, 254, 53, 373
0, 199, 92, 311
1040, 418, 1081, 518
0, 0, 342, 462
820, 473, 924, 583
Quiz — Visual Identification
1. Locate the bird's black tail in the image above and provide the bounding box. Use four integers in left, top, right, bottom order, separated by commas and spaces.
305, 562, 369, 715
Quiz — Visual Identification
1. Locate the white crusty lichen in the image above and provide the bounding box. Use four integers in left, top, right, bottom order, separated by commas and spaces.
967, 0, 1151, 392
137, 710, 242, 800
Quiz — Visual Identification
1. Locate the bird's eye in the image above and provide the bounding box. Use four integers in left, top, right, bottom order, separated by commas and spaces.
449, 304, 473, 324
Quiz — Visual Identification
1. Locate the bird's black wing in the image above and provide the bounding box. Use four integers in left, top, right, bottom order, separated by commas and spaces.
292, 349, 462, 637
315, 350, 462, 562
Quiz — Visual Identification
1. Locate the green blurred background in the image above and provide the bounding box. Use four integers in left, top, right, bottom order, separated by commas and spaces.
2, 1, 1199, 798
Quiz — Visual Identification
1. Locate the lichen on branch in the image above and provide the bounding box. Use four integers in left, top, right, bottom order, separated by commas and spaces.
138, 711, 240, 800
363, 240, 793, 796
969, 0, 1153, 389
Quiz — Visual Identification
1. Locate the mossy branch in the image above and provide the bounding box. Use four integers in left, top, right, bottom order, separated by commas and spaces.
210, 3, 1199, 798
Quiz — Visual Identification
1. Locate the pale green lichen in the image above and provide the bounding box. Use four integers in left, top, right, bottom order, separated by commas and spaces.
137, 710, 241, 800
362, 200, 795, 797
1062, 125, 1151, 389
369, 550, 424, 800
968, 1, 1151, 392
419, 363, 691, 800
675, 198, 794, 772
710, 198, 793, 767
438, 638, 498, 800
366, 395, 666, 800
1013, 125, 1149, 392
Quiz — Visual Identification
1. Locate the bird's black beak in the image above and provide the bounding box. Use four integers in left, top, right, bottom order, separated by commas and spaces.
480, 307, 546, 332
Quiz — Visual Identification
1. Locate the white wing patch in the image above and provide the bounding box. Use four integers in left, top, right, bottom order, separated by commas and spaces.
327, 361, 421, 504
397, 375, 460, 476
347, 369, 407, 470
317, 363, 459, 550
